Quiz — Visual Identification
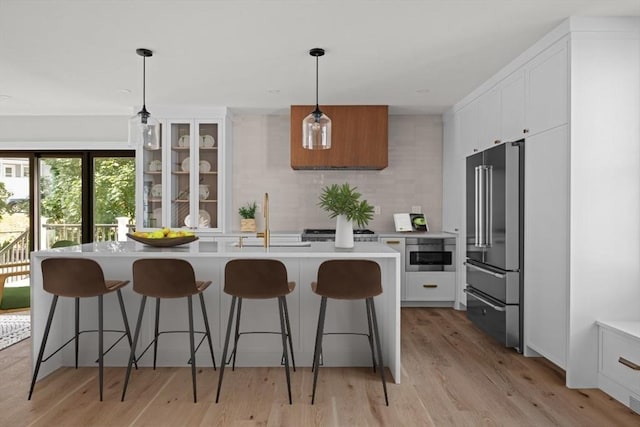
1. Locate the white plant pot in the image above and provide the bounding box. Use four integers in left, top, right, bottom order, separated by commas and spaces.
335, 214, 354, 248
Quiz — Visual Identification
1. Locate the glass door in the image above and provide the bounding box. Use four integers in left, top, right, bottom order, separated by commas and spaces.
38, 156, 83, 248
0, 156, 31, 264
92, 155, 136, 241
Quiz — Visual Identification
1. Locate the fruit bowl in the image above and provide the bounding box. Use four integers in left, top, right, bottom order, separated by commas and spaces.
127, 233, 198, 247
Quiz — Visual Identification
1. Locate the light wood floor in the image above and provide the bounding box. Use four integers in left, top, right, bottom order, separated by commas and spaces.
1, 308, 638, 426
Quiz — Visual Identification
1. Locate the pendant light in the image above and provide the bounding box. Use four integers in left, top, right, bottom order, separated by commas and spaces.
129, 48, 159, 150
302, 48, 331, 150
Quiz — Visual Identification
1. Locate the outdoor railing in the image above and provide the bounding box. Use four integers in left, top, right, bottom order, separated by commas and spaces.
43, 223, 135, 247
0, 230, 29, 265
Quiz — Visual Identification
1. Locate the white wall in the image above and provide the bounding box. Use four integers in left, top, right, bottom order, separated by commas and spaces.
231, 114, 443, 232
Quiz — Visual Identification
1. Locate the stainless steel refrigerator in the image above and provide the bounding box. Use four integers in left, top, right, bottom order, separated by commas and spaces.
465, 140, 524, 352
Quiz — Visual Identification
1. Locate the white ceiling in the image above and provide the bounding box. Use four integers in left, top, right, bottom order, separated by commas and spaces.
0, 0, 638, 116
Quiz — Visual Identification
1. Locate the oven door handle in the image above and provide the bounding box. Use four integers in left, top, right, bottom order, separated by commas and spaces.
464, 288, 506, 312
465, 261, 505, 279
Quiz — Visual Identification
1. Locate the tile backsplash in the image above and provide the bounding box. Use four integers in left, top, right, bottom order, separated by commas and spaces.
232, 114, 442, 232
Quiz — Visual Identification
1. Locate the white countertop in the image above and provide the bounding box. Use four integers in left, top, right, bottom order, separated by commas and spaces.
596, 320, 640, 340
33, 240, 400, 259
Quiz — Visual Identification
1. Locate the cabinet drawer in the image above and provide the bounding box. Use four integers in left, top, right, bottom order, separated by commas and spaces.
405, 272, 455, 301
601, 329, 640, 394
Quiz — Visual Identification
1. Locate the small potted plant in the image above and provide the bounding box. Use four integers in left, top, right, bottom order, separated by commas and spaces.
318, 183, 374, 248
238, 201, 257, 232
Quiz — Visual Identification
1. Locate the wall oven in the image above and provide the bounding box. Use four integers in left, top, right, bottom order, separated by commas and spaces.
405, 238, 455, 272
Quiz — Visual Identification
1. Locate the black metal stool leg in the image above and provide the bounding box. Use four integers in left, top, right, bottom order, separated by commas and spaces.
311, 296, 327, 404
277, 296, 292, 404
116, 289, 138, 369
282, 296, 296, 372
187, 295, 197, 403
75, 297, 80, 369
28, 295, 58, 400
199, 292, 216, 369
366, 298, 377, 372
368, 297, 389, 406
98, 295, 104, 401
216, 296, 237, 403
153, 297, 160, 370
231, 297, 242, 370
122, 295, 146, 401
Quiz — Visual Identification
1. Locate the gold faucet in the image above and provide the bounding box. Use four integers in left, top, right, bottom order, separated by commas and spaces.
256, 192, 270, 248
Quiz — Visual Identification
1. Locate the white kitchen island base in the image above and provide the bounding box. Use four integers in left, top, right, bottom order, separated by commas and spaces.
30, 241, 401, 384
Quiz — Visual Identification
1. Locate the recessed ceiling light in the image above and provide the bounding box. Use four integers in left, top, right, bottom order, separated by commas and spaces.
415, 89, 430, 94
117, 88, 132, 95
267, 89, 280, 94
0, 95, 12, 101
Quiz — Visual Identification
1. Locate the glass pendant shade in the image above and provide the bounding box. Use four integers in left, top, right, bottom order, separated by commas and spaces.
130, 113, 160, 150
302, 110, 332, 149
303, 48, 331, 150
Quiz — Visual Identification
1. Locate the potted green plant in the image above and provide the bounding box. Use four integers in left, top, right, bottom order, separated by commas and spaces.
238, 201, 257, 232
318, 183, 374, 248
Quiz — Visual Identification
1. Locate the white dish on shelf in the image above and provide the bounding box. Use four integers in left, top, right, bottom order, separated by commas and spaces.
181, 157, 190, 172
200, 135, 215, 148
199, 160, 211, 173
184, 210, 211, 228
151, 208, 163, 225
178, 135, 190, 147
150, 184, 162, 198
149, 160, 162, 172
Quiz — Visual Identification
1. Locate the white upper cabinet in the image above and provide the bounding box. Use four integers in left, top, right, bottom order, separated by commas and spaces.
526, 40, 569, 136
459, 101, 479, 155
136, 109, 231, 233
500, 70, 526, 142
476, 87, 502, 150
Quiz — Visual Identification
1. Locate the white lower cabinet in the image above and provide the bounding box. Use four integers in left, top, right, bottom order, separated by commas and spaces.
405, 271, 455, 302
597, 321, 640, 413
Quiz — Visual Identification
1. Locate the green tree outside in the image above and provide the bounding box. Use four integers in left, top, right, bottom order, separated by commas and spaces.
40, 158, 135, 225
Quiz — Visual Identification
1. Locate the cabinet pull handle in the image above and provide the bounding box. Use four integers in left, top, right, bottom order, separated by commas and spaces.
619, 357, 640, 371
423, 284, 438, 288
494, 139, 501, 145
523, 128, 530, 134
386, 240, 400, 244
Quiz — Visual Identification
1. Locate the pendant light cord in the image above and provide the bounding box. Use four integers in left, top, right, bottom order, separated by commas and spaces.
315, 54, 319, 110
142, 55, 146, 109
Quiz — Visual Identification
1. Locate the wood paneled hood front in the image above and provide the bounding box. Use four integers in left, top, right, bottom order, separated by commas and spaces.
290, 105, 388, 170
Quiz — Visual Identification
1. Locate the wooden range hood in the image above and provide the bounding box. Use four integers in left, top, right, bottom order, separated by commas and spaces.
290, 105, 388, 170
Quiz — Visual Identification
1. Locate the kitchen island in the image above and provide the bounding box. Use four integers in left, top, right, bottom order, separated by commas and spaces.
30, 241, 401, 383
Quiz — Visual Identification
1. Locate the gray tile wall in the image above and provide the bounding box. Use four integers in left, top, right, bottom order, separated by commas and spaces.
232, 114, 442, 233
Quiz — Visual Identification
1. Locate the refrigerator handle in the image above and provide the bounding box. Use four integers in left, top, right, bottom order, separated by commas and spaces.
474, 165, 481, 247
486, 165, 493, 247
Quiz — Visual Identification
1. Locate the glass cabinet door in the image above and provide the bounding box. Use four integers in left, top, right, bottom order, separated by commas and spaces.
141, 124, 163, 228
196, 121, 219, 230
167, 120, 220, 231
169, 121, 192, 229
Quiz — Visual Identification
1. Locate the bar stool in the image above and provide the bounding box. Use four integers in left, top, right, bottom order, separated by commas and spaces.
310, 259, 389, 406
28, 257, 135, 401
216, 259, 296, 404
121, 258, 216, 403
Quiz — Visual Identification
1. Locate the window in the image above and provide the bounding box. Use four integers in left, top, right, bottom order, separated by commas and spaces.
5, 166, 13, 177
23, 166, 29, 177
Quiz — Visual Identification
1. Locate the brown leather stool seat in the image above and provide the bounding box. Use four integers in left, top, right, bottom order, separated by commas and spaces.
215, 259, 296, 404
310, 259, 389, 406
121, 258, 216, 403
28, 257, 135, 401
